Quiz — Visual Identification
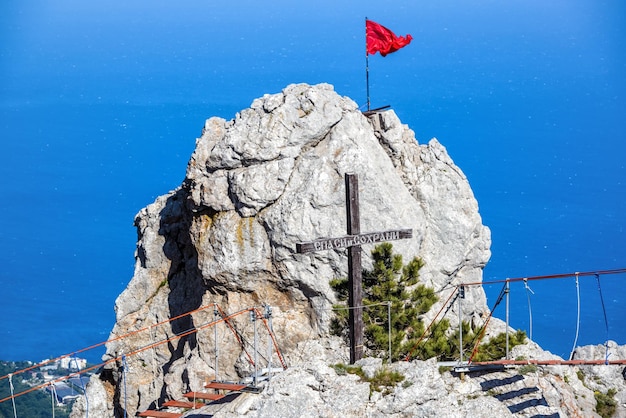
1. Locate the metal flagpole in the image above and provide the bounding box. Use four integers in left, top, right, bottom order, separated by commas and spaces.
365, 17, 370, 111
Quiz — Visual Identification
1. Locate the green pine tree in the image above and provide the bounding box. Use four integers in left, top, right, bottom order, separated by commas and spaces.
330, 243, 527, 362
471, 329, 527, 362
330, 243, 438, 361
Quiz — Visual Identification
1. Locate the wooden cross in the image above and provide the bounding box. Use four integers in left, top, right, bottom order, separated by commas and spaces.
296, 173, 412, 363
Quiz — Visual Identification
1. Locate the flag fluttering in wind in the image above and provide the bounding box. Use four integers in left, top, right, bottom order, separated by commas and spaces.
364, 19, 412, 111
366, 19, 413, 57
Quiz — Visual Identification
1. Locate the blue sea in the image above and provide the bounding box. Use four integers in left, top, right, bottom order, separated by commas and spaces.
1, 0, 624, 364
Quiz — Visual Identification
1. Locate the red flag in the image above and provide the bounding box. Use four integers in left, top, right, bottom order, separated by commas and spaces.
366, 19, 412, 57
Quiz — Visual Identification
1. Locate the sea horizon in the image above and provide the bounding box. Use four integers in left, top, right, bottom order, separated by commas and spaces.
1, 0, 624, 365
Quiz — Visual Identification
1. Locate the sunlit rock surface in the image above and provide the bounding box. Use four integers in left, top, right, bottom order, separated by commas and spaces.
73, 83, 495, 417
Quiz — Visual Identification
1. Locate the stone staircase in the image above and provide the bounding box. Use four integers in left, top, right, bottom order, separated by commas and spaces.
477, 371, 561, 417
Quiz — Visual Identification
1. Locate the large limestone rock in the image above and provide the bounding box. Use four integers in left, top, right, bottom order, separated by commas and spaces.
72, 83, 492, 417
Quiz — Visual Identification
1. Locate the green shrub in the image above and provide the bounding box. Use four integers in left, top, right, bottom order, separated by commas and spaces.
594, 388, 617, 418
332, 363, 404, 395
471, 329, 527, 362
438, 366, 452, 374
370, 368, 405, 394
332, 363, 364, 379
409, 321, 526, 362
518, 364, 538, 375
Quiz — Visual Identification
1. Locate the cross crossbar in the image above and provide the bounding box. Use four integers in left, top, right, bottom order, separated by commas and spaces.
296, 229, 412, 253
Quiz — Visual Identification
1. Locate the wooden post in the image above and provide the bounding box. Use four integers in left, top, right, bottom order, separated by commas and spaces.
346, 173, 364, 363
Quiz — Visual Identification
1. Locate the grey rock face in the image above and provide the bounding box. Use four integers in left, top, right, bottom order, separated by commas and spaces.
574, 341, 626, 417
199, 347, 514, 418
204, 339, 626, 418
73, 83, 493, 417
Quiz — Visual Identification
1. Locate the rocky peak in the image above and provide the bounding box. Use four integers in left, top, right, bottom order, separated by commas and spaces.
72, 83, 493, 417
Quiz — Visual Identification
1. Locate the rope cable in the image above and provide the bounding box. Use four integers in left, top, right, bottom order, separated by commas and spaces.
468, 281, 508, 363
50, 382, 55, 418
0, 308, 253, 404
0, 303, 218, 383
70, 356, 88, 418
569, 273, 581, 360
445, 268, 626, 289
182, 342, 190, 393
216, 305, 256, 366
1, 268, 624, 385
595, 274, 610, 364
8, 373, 17, 418
255, 307, 288, 370
150, 326, 158, 408
403, 286, 458, 362
122, 355, 127, 418
290, 313, 316, 367
523, 278, 534, 341
214, 304, 220, 383
442, 291, 460, 318
2, 268, 625, 405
